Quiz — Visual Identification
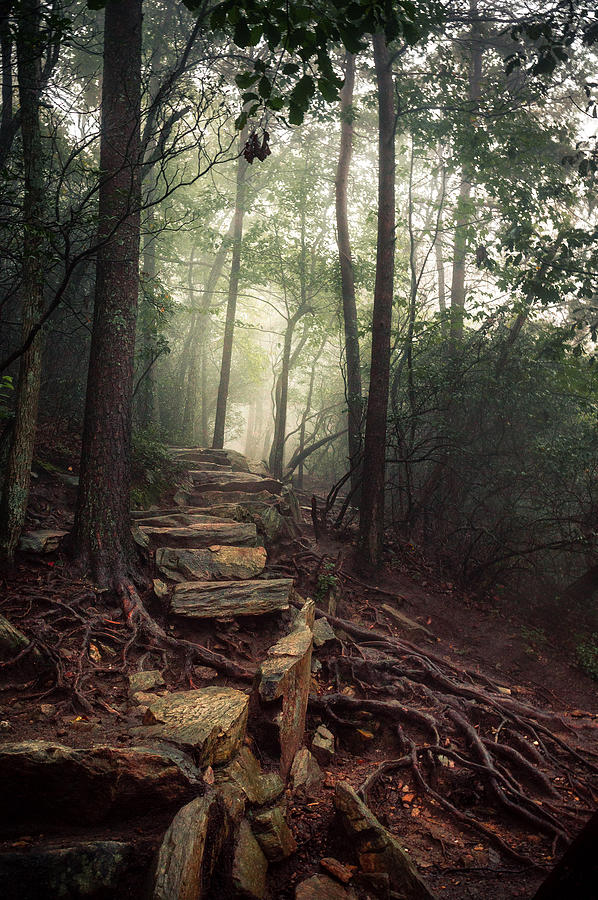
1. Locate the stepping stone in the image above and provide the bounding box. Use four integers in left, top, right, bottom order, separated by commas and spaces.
188, 470, 283, 495
203, 502, 286, 544
152, 793, 233, 900
170, 578, 293, 620
139, 522, 258, 549
170, 447, 250, 472
0, 742, 198, 833
0, 840, 133, 900
18, 529, 66, 553
295, 875, 357, 900
132, 686, 249, 766
157, 545, 267, 582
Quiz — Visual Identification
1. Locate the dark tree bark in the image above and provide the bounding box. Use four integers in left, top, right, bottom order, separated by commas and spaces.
358, 31, 395, 570
335, 51, 363, 502
212, 128, 248, 449
70, 0, 143, 587
0, 0, 45, 563
268, 315, 297, 478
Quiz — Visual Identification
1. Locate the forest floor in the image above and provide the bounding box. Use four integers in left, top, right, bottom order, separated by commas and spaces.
0, 460, 597, 899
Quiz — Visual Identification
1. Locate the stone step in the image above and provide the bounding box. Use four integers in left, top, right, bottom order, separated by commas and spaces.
139, 521, 258, 549
176, 459, 232, 471
170, 578, 293, 620
170, 447, 250, 472
187, 470, 283, 495
177, 490, 280, 508
135, 513, 236, 529
156, 545, 267, 581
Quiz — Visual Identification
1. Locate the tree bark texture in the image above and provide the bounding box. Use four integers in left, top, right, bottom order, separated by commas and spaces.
0, 0, 45, 563
71, 0, 143, 586
213, 128, 249, 448
335, 52, 363, 501
358, 32, 395, 570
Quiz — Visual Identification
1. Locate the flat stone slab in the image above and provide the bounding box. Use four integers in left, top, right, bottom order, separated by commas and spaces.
295, 875, 357, 900
18, 529, 66, 553
232, 819, 268, 900
132, 686, 249, 766
139, 522, 258, 549
216, 747, 284, 807
0, 742, 197, 833
135, 513, 235, 528
171, 579, 292, 620
157, 545, 267, 582
186, 490, 279, 508
0, 840, 133, 900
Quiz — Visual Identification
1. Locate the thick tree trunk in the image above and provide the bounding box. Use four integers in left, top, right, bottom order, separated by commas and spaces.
335, 52, 363, 501
0, 0, 44, 563
70, 0, 142, 587
137, 202, 157, 427
449, 0, 482, 347
358, 32, 395, 570
213, 129, 248, 448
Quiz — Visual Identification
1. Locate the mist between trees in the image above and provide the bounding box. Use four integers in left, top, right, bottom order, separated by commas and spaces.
0, 0, 597, 614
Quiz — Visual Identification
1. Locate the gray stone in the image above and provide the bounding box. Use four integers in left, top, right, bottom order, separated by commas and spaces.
187, 470, 283, 495
290, 748, 322, 797
171, 579, 292, 620
0, 742, 197, 834
334, 782, 436, 900
157, 545, 267, 582
132, 686, 249, 765
231, 819, 268, 899
18, 529, 66, 553
251, 804, 297, 862
152, 793, 232, 900
295, 875, 357, 900
256, 600, 314, 778
0, 840, 132, 900
140, 521, 257, 549
313, 617, 337, 648
312, 725, 335, 765
128, 669, 165, 694
216, 746, 284, 807
153, 578, 169, 599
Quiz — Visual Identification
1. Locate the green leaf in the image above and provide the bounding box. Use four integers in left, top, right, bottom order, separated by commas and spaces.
288, 102, 305, 125
233, 18, 251, 47
268, 95, 285, 111
318, 77, 339, 102
235, 71, 260, 89
258, 75, 272, 98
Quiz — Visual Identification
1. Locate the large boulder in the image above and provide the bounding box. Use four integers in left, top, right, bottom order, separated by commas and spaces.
139, 521, 258, 550
131, 687, 249, 766
255, 600, 314, 777
0, 742, 197, 834
152, 792, 232, 900
157, 545, 267, 582
250, 803, 297, 862
333, 782, 436, 900
18, 529, 66, 553
170, 579, 292, 620
0, 840, 133, 900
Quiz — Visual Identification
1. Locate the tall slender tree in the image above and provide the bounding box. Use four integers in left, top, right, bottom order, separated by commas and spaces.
335, 51, 363, 503
358, 31, 396, 569
0, 0, 45, 563
70, 0, 143, 586
212, 127, 249, 448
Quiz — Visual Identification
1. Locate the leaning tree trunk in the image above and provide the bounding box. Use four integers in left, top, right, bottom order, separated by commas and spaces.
335, 51, 363, 503
0, 0, 45, 564
358, 31, 395, 570
212, 129, 249, 449
268, 320, 295, 479
70, 0, 142, 587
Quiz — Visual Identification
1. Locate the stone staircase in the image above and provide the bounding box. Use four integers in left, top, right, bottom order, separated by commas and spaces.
2, 450, 393, 900
135, 446, 299, 621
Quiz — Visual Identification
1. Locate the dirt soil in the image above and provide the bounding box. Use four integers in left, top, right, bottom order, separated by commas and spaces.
1, 471, 596, 899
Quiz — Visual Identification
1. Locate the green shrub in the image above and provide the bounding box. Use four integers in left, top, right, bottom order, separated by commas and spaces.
575, 634, 598, 681
131, 428, 185, 509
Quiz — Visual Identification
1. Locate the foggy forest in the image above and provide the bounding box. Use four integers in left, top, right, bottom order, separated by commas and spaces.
0, 1, 597, 898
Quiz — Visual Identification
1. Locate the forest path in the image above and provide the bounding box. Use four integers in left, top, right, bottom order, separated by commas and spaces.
0, 450, 597, 899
